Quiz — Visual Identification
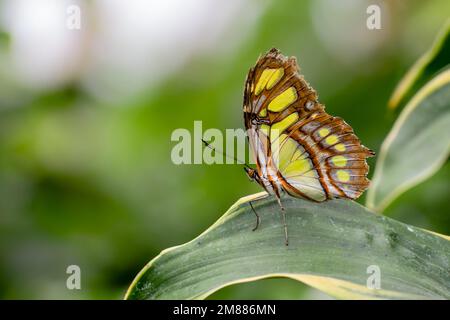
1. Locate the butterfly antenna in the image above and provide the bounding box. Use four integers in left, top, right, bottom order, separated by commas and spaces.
201, 139, 251, 168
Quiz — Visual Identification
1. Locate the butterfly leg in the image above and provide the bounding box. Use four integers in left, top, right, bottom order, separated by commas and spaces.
275, 196, 289, 246
248, 201, 260, 231
281, 209, 289, 246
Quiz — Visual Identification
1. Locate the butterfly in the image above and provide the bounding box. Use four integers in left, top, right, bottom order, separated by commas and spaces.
242, 48, 374, 245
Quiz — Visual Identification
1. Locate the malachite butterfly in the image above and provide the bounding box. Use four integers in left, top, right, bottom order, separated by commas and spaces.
242, 48, 375, 244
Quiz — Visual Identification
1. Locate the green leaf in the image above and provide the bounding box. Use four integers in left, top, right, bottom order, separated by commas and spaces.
367, 69, 450, 212
388, 19, 450, 110
125, 193, 450, 300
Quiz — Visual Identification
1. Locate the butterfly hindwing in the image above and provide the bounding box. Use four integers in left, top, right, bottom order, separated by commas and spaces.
286, 114, 374, 200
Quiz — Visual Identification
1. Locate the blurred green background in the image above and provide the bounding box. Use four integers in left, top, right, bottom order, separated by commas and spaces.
0, 0, 448, 299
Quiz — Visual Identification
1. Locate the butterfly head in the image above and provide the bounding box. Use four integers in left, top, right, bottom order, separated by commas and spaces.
244, 167, 258, 182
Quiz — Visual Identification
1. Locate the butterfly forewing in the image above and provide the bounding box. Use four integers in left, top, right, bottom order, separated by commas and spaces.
244, 48, 374, 202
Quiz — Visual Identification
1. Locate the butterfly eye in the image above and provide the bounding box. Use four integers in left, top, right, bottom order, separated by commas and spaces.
250, 114, 258, 125
250, 114, 269, 126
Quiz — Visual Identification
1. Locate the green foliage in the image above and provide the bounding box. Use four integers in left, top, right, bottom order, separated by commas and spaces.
388, 19, 450, 110
367, 69, 450, 212
126, 193, 450, 300
367, 21, 450, 212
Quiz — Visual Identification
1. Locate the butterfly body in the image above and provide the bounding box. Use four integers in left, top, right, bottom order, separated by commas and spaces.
244, 48, 374, 206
